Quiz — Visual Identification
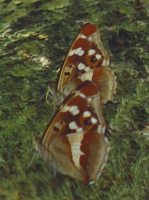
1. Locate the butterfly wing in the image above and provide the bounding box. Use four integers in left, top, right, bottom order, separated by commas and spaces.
66, 130, 109, 183
57, 23, 116, 103
35, 131, 109, 183
80, 131, 110, 183
42, 81, 105, 145
34, 81, 108, 182
93, 66, 117, 104
34, 132, 86, 181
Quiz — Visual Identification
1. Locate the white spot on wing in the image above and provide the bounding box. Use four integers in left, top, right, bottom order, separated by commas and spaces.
68, 47, 85, 57
79, 34, 87, 39
72, 109, 80, 116
75, 91, 86, 98
79, 93, 86, 98
75, 47, 82, 55
78, 49, 85, 56
78, 63, 86, 70
88, 49, 96, 55
67, 133, 84, 168
72, 47, 85, 56
62, 105, 79, 116
84, 66, 90, 72
83, 111, 91, 117
91, 117, 98, 124
69, 121, 78, 130
70, 105, 80, 116
95, 54, 102, 60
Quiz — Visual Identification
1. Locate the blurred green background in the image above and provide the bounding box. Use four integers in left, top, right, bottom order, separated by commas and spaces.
0, 0, 149, 199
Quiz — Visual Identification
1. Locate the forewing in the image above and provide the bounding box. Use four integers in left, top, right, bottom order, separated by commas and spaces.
57, 24, 110, 91
42, 81, 103, 147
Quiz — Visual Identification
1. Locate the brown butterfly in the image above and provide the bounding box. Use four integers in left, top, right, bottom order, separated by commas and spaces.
34, 81, 110, 183
57, 23, 116, 104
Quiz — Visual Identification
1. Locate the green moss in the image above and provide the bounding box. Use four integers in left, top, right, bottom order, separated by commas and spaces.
0, 0, 149, 199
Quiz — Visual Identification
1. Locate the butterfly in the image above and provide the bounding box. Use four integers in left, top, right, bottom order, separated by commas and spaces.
57, 23, 116, 104
34, 81, 110, 184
